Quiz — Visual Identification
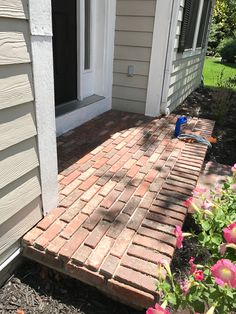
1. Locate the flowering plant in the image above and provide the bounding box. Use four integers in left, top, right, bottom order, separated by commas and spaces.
149, 165, 236, 314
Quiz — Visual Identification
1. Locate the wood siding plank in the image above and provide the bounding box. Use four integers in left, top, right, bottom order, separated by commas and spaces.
115, 31, 153, 48
113, 98, 145, 114
0, 137, 39, 189
113, 60, 150, 76
113, 85, 146, 102
0, 19, 31, 65
0, 0, 28, 19
116, 16, 155, 32
113, 73, 148, 89
0, 198, 42, 256
0, 64, 34, 110
0, 102, 37, 151
114, 46, 151, 62
116, 1, 156, 17
0, 169, 41, 225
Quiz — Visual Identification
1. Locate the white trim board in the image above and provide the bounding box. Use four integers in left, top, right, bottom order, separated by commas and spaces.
28, 0, 58, 215
56, 97, 111, 137
145, 0, 175, 117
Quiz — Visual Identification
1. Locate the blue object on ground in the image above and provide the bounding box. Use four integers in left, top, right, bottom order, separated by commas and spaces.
174, 116, 187, 137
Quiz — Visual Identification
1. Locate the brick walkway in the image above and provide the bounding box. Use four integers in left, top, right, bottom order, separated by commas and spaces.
22, 111, 214, 309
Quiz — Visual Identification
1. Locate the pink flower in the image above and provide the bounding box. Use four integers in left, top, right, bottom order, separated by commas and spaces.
183, 197, 194, 207
193, 270, 204, 281
146, 304, 170, 314
211, 259, 236, 288
231, 164, 236, 172
219, 243, 227, 256
224, 222, 236, 244
192, 187, 207, 197
202, 199, 213, 210
174, 226, 183, 249
180, 279, 191, 295
189, 257, 196, 274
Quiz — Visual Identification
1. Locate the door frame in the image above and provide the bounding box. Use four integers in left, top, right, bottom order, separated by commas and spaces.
28, 0, 116, 214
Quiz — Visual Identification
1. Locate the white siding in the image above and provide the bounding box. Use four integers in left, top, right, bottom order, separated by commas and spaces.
0, 0, 42, 267
112, 0, 156, 114
167, 0, 208, 112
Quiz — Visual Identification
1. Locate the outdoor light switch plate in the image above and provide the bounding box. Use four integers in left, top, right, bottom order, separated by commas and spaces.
127, 65, 135, 77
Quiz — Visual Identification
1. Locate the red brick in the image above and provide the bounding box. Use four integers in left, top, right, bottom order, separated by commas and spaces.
138, 226, 176, 247
133, 234, 174, 257
76, 153, 92, 165
121, 254, 158, 277
100, 255, 120, 278
60, 189, 83, 208
60, 213, 88, 239
60, 199, 86, 223
82, 195, 103, 215
119, 186, 136, 203
99, 181, 116, 197
136, 156, 149, 167
65, 263, 104, 289
146, 212, 183, 227
106, 213, 129, 238
145, 169, 159, 183
59, 228, 89, 261
139, 192, 156, 209
114, 176, 130, 192
157, 193, 183, 206
85, 220, 110, 248
71, 245, 93, 266
60, 179, 82, 197
80, 185, 101, 202
110, 160, 125, 173
114, 266, 156, 294
79, 175, 99, 191
162, 183, 192, 196
120, 152, 132, 162
93, 157, 109, 169
127, 208, 147, 231
107, 154, 121, 166
35, 220, 66, 251
130, 172, 145, 187
175, 162, 201, 172
142, 219, 174, 235
110, 228, 135, 258
61, 170, 80, 185
139, 162, 153, 174
159, 188, 188, 201
127, 165, 140, 178
79, 167, 96, 180
169, 174, 197, 186
128, 244, 171, 264
37, 207, 65, 231
87, 236, 114, 271
134, 181, 150, 197
107, 279, 155, 309
103, 143, 115, 153
46, 236, 66, 256
100, 190, 121, 209
152, 199, 187, 214
104, 201, 125, 222
149, 205, 185, 221
123, 197, 141, 216
83, 210, 103, 231
22, 227, 43, 246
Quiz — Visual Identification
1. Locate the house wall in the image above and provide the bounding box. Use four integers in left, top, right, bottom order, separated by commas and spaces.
166, 0, 207, 112
0, 0, 42, 266
112, 0, 156, 114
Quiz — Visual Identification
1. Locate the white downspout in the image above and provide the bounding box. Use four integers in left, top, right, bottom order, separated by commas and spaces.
160, 0, 182, 115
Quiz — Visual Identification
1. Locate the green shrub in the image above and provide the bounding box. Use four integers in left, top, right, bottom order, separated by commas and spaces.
217, 37, 236, 63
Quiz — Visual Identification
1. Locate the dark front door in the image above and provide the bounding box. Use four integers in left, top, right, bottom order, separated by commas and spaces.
52, 0, 77, 106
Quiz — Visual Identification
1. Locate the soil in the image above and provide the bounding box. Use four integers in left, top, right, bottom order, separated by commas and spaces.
173, 87, 236, 166
1, 87, 236, 313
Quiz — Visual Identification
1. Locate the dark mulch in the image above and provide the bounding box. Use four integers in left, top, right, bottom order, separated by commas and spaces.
0, 259, 143, 314
173, 87, 236, 166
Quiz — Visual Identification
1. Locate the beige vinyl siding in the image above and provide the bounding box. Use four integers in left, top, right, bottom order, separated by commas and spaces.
112, 0, 156, 114
0, 1, 42, 265
167, 0, 207, 112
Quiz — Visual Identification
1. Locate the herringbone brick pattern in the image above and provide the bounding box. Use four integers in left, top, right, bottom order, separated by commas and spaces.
23, 111, 214, 309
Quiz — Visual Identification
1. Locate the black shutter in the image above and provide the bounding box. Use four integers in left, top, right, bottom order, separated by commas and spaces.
197, 0, 212, 47
178, 0, 200, 53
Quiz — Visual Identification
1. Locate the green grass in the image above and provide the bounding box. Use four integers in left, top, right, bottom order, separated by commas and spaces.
203, 57, 236, 90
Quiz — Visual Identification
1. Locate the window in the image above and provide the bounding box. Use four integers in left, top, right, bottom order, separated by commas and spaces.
197, 0, 212, 48
84, 0, 91, 70
178, 0, 200, 52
